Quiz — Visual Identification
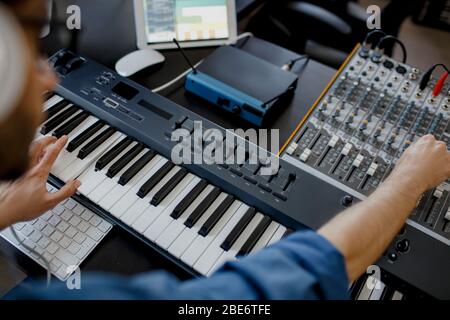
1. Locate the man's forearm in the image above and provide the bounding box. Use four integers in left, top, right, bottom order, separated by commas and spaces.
318, 179, 421, 282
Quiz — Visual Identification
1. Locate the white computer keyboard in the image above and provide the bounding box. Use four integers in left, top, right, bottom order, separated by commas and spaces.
0, 183, 112, 281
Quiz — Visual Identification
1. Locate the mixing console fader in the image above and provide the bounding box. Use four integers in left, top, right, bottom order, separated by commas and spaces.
281, 44, 450, 298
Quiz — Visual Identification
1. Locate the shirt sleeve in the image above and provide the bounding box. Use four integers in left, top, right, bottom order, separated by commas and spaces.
5, 230, 350, 300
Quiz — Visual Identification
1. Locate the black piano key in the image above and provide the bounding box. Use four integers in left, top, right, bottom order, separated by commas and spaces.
137, 161, 175, 198
52, 111, 89, 138
95, 137, 133, 171
106, 143, 144, 178
67, 120, 105, 152
220, 207, 256, 251
78, 127, 116, 160
199, 195, 235, 237
40, 105, 78, 135
45, 99, 69, 119
282, 228, 293, 238
150, 168, 188, 206
184, 187, 221, 228
118, 149, 156, 186
43, 91, 55, 101
171, 179, 208, 219
238, 216, 272, 256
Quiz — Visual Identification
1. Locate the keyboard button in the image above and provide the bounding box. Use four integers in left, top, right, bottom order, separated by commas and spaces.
73, 233, 87, 244
59, 236, 72, 248
41, 225, 54, 237
98, 221, 112, 233
77, 221, 89, 232
238, 216, 271, 256
53, 111, 89, 138
89, 215, 102, 227
54, 248, 78, 266
199, 195, 235, 237
38, 237, 50, 249
69, 215, 81, 227
266, 225, 287, 246
185, 187, 221, 228
41, 105, 78, 135
118, 150, 155, 186
80, 211, 93, 221
221, 207, 256, 251
96, 137, 133, 170
67, 120, 105, 152
56, 221, 70, 233
61, 209, 74, 221
137, 162, 174, 198
78, 127, 116, 160
151, 168, 188, 206
28, 230, 42, 243
107, 143, 144, 178
46, 242, 59, 254
86, 226, 103, 241
65, 226, 78, 238
171, 179, 208, 219
64, 199, 78, 210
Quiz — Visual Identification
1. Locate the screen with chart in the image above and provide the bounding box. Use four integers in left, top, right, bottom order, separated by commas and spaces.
143, 0, 230, 44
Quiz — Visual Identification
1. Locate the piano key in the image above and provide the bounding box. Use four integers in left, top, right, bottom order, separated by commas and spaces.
151, 168, 188, 206
266, 225, 287, 246
168, 193, 227, 259
283, 228, 293, 238
118, 150, 155, 186
238, 216, 272, 256
112, 157, 167, 221
43, 94, 63, 111
97, 148, 154, 209
106, 143, 145, 178
137, 161, 174, 198
208, 213, 264, 276
100, 153, 163, 212
78, 127, 116, 160
184, 187, 221, 228
369, 279, 386, 300
249, 221, 280, 253
142, 176, 200, 241
96, 137, 133, 171
52, 111, 89, 138
194, 203, 247, 275
45, 99, 70, 119
58, 130, 123, 181
357, 276, 375, 300
391, 290, 404, 300
51, 116, 101, 175
220, 207, 256, 251
199, 194, 235, 237
156, 184, 215, 249
131, 167, 184, 233
171, 179, 208, 219
181, 198, 241, 267
66, 120, 105, 152
77, 142, 140, 195
41, 105, 79, 135
90, 147, 146, 204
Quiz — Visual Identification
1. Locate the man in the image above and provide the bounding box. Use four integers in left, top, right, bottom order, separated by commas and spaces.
1, 0, 450, 299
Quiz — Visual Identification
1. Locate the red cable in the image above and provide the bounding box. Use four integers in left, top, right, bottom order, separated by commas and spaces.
433, 71, 449, 97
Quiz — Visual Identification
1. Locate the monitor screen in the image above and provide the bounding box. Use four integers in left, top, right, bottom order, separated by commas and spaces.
142, 0, 230, 45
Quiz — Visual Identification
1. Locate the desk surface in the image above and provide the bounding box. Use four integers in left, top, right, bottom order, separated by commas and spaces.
0, 0, 337, 288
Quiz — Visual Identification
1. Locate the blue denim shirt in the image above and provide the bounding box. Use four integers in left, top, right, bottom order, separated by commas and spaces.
6, 230, 349, 299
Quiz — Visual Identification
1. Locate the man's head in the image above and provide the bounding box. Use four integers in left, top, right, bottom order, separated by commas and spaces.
0, 0, 58, 180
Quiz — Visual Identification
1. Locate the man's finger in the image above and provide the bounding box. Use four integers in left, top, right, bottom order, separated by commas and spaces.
46, 180, 81, 207
37, 135, 69, 173
29, 136, 57, 166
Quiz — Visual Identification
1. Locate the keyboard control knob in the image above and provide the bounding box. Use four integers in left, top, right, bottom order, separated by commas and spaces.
341, 195, 354, 207
396, 239, 410, 253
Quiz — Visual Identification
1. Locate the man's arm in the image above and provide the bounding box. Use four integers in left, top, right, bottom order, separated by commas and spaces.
319, 134, 450, 282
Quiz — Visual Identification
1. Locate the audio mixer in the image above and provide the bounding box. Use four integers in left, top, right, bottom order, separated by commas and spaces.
281, 44, 450, 298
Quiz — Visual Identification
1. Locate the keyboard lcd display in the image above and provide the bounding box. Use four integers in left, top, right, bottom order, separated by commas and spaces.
112, 82, 139, 100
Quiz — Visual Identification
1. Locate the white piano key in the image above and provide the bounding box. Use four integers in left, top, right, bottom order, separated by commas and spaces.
249, 221, 280, 253
51, 116, 100, 175
168, 187, 222, 258
43, 95, 63, 111
131, 167, 183, 234
357, 277, 375, 300
181, 200, 242, 268
207, 213, 263, 276
89, 142, 141, 202
369, 279, 386, 300
142, 175, 199, 241
77, 142, 139, 196
266, 225, 287, 247
194, 203, 247, 276
155, 185, 214, 250
96, 148, 148, 206
391, 290, 404, 300
59, 131, 123, 181
111, 156, 166, 219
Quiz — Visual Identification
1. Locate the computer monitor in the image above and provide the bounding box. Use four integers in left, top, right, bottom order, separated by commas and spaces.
134, 0, 237, 50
